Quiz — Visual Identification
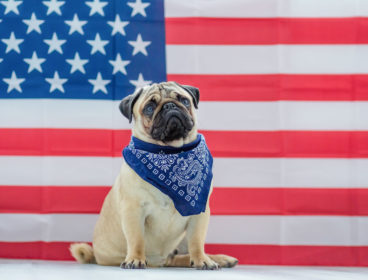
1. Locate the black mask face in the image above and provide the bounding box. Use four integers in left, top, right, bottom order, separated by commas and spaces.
150, 101, 194, 142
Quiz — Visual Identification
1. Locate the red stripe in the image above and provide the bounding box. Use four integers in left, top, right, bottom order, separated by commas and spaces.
0, 186, 109, 214
0, 242, 76, 261
166, 17, 368, 45
205, 244, 368, 266
0, 128, 131, 157
1, 129, 368, 158
1, 186, 368, 216
0, 241, 367, 266
167, 74, 368, 101
204, 130, 368, 158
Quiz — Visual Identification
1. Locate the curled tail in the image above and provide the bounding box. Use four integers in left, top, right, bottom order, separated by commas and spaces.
70, 243, 96, 264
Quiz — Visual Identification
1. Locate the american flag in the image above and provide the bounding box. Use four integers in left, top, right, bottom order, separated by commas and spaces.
1, 0, 368, 266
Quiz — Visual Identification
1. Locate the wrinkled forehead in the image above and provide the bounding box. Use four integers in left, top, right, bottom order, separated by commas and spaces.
143, 82, 190, 99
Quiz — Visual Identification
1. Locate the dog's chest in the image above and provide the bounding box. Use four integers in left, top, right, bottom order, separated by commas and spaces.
141, 184, 189, 237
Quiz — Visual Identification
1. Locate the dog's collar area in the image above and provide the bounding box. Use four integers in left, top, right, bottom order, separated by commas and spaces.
123, 133, 213, 216
131, 134, 202, 154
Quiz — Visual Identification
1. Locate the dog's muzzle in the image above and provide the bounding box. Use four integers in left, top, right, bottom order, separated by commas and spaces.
151, 102, 193, 142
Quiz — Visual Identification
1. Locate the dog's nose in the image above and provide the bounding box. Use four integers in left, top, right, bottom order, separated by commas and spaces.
163, 102, 177, 110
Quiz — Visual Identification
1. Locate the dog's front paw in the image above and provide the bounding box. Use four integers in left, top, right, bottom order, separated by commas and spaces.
120, 257, 147, 269
190, 254, 219, 270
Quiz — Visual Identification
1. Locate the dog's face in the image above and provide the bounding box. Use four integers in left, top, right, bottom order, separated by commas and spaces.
119, 81, 199, 147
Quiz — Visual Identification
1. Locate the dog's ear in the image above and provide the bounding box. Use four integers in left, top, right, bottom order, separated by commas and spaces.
175, 83, 200, 109
119, 88, 143, 123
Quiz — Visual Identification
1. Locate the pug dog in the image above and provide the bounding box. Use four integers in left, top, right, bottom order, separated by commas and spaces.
70, 81, 238, 269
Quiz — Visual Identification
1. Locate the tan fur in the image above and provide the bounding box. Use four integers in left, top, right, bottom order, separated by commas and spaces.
70, 82, 238, 269
166, 254, 238, 268
70, 243, 95, 264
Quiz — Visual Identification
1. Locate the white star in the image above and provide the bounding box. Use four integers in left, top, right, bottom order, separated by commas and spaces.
43, 0, 64, 15
65, 14, 87, 35
1, 32, 24, 53
66, 52, 88, 74
24, 51, 46, 73
45, 71, 67, 93
0, 58, 3, 63
3, 71, 25, 93
128, 33, 151, 56
22, 13, 44, 34
127, 0, 150, 17
87, 33, 108, 55
1, 0, 22, 15
88, 72, 110, 94
107, 14, 129, 36
129, 73, 151, 90
44, 33, 66, 54
109, 53, 130, 75
85, 0, 108, 16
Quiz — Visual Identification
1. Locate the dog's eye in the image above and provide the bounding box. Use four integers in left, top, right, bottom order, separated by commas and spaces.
180, 97, 190, 108
143, 103, 156, 116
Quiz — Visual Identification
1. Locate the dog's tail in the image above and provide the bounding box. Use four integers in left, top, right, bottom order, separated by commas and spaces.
69, 243, 96, 264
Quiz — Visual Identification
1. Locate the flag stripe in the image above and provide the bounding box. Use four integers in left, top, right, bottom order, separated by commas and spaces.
166, 17, 368, 45
165, 0, 368, 18
1, 156, 368, 188
2, 100, 368, 130
167, 74, 368, 101
206, 216, 368, 245
0, 241, 367, 266
0, 99, 130, 130
2, 129, 368, 158
205, 244, 368, 266
213, 158, 368, 188
0, 129, 131, 157
0, 186, 108, 214
166, 45, 368, 74
0, 242, 75, 261
1, 186, 368, 216
0, 214, 367, 245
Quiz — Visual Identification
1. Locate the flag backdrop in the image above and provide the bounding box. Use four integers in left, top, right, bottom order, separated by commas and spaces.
1, 0, 368, 266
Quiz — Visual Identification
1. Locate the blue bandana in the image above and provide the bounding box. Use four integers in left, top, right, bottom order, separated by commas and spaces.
122, 134, 213, 216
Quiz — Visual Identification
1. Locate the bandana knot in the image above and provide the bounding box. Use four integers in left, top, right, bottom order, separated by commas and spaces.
122, 134, 213, 216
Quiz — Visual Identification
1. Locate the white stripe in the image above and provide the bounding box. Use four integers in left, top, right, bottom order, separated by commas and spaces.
1, 99, 368, 131
207, 216, 368, 245
0, 156, 119, 186
214, 158, 368, 188
1, 156, 368, 188
0, 99, 131, 129
166, 45, 368, 75
165, 0, 368, 18
1, 214, 367, 246
198, 101, 368, 131
0, 214, 96, 242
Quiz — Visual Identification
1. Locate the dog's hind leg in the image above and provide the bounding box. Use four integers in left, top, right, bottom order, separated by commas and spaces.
207, 254, 238, 268
165, 253, 191, 267
165, 253, 238, 268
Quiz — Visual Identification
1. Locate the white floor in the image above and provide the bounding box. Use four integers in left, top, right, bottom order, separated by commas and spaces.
0, 260, 367, 280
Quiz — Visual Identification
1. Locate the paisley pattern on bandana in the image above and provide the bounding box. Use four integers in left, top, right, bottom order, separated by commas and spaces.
123, 134, 213, 216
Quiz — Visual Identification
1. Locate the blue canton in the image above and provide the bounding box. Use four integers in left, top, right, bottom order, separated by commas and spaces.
0, 0, 166, 100
123, 134, 213, 216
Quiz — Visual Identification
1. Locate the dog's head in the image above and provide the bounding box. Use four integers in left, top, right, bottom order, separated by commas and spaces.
119, 81, 200, 147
